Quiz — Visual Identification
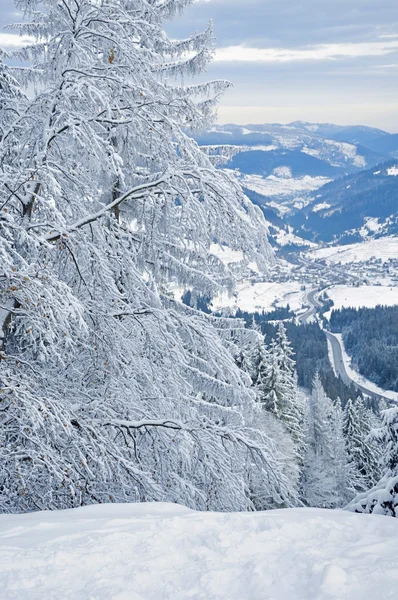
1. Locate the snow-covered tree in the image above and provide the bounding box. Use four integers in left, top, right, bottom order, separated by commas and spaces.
374, 407, 398, 474
343, 398, 380, 491
301, 374, 352, 507
347, 407, 398, 517
0, 0, 294, 513
329, 398, 355, 506
272, 324, 304, 450
246, 407, 300, 510
251, 324, 304, 452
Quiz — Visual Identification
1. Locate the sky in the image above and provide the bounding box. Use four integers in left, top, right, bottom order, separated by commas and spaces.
1, 0, 397, 131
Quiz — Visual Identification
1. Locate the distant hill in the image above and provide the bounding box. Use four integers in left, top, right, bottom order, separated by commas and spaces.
287, 122, 390, 151
196, 122, 398, 245
196, 123, 387, 179
368, 133, 398, 158
289, 160, 398, 243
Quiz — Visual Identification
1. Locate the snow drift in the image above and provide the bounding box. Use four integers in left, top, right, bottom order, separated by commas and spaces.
1, 503, 398, 599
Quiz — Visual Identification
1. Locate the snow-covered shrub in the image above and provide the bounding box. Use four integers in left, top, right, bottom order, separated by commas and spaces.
347, 473, 398, 517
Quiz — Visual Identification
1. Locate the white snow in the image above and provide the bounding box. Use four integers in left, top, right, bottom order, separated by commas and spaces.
309, 237, 398, 264
212, 281, 306, 313
1, 503, 398, 600
331, 332, 398, 402
325, 140, 367, 169
240, 173, 331, 199
275, 227, 317, 248
324, 285, 398, 317
359, 217, 382, 238
387, 165, 398, 176
267, 201, 292, 215
326, 336, 338, 377
312, 202, 331, 212
273, 165, 292, 178
210, 243, 245, 265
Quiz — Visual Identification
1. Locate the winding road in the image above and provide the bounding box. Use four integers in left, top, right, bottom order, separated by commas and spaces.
299, 287, 396, 404
297, 288, 323, 325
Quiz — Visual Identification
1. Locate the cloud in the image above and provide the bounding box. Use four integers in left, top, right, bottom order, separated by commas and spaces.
0, 33, 33, 50
214, 40, 398, 63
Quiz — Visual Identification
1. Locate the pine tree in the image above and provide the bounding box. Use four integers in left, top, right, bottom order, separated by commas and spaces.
376, 407, 398, 473
347, 407, 398, 517
329, 398, 355, 506
343, 398, 380, 491
301, 374, 352, 507
251, 324, 304, 452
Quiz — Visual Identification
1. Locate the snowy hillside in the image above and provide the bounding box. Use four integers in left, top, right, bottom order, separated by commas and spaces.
309, 237, 398, 264
293, 160, 398, 242
212, 280, 306, 313
196, 123, 384, 175
1, 503, 398, 600
324, 285, 398, 316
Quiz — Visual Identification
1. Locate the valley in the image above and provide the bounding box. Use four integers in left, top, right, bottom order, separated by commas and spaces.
196, 121, 398, 405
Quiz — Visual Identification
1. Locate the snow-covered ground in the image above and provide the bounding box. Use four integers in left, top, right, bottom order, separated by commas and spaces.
330, 333, 398, 402
212, 281, 306, 313
387, 165, 398, 176
324, 285, 398, 317
312, 202, 331, 212
1, 503, 398, 599
308, 237, 398, 264
275, 227, 317, 248
240, 172, 331, 199
210, 243, 245, 265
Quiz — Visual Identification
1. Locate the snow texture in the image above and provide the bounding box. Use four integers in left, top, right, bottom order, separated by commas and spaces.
212, 281, 306, 313
239, 172, 331, 199
324, 285, 398, 317
309, 237, 398, 264
1, 503, 398, 599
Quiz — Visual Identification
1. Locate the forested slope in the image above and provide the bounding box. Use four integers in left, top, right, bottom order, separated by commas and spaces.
330, 306, 398, 392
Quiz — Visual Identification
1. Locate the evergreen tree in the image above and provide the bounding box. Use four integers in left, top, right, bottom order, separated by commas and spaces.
250, 335, 270, 388
347, 408, 398, 517
372, 407, 398, 474
301, 374, 352, 507
343, 398, 380, 491
252, 324, 304, 452
329, 398, 355, 506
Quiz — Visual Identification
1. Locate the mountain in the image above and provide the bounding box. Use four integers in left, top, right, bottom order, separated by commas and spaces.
196, 123, 388, 208
369, 133, 398, 158
288, 121, 388, 147
196, 122, 398, 246
290, 160, 398, 243
197, 123, 386, 178
243, 187, 318, 252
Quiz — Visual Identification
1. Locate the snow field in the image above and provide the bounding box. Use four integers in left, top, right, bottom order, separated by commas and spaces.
1, 503, 398, 600
275, 227, 317, 247
212, 281, 306, 313
240, 172, 331, 199
309, 237, 398, 264
324, 285, 398, 317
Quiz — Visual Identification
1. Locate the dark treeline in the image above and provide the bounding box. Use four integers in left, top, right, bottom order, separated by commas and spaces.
235, 306, 294, 323
330, 305, 398, 392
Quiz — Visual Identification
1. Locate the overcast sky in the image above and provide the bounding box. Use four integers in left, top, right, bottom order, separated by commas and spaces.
1, 0, 397, 131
